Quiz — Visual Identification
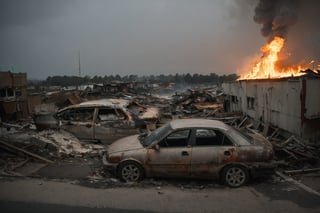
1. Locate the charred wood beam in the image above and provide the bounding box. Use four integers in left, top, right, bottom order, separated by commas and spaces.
0, 140, 54, 164
283, 168, 320, 175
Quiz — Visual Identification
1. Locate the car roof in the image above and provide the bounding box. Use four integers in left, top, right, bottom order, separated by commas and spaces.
78, 98, 130, 107
170, 119, 230, 131
58, 98, 130, 112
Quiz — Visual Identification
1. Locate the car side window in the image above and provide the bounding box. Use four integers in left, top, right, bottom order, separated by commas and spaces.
158, 129, 190, 147
58, 108, 94, 122
97, 108, 128, 122
97, 108, 120, 121
195, 129, 234, 146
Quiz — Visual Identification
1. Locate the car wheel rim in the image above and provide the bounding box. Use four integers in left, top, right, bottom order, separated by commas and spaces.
121, 164, 140, 182
225, 167, 246, 187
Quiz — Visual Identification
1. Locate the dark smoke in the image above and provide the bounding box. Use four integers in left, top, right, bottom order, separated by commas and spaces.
254, 0, 320, 67
254, 0, 299, 39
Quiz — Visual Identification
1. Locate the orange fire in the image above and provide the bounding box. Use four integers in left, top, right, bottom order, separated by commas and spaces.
238, 36, 307, 80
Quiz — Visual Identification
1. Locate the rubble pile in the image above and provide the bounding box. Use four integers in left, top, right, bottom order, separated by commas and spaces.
269, 135, 320, 169
172, 87, 225, 118
32, 130, 105, 157
1, 81, 319, 185
0, 126, 105, 176
237, 116, 320, 170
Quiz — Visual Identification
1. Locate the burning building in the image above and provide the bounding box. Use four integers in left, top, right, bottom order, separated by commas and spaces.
223, 73, 320, 142
223, 0, 320, 142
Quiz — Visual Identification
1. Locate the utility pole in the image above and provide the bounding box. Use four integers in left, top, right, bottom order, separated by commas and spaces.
78, 51, 81, 77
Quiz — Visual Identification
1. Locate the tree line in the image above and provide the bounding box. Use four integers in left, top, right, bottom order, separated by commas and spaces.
41, 73, 239, 87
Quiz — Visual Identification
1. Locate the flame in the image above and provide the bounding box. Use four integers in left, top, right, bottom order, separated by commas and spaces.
238, 36, 307, 80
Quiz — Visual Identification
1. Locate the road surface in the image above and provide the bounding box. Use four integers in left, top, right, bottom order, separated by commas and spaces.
0, 176, 319, 213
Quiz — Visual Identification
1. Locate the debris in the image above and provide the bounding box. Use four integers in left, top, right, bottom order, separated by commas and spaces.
171, 87, 225, 118
269, 135, 319, 164
0, 140, 54, 163
238, 116, 248, 128
283, 168, 320, 175
31, 130, 105, 157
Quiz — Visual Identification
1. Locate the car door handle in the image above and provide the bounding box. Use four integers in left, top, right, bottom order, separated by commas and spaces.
181, 151, 189, 156
224, 151, 231, 156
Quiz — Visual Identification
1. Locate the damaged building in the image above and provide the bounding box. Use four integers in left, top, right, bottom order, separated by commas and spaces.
0, 71, 28, 121
222, 74, 320, 142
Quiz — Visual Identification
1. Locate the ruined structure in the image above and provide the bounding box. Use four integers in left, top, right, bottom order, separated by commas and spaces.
222, 75, 320, 142
0, 71, 28, 120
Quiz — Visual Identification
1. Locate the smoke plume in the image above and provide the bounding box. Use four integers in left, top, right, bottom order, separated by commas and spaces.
254, 0, 320, 67
254, 0, 299, 39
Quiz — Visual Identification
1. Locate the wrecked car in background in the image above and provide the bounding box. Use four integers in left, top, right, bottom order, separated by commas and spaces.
103, 118, 275, 187
33, 99, 159, 144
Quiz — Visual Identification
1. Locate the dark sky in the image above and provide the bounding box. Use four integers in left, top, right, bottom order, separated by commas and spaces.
1, 0, 318, 80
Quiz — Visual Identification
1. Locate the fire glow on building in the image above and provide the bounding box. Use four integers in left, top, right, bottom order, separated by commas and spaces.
238, 36, 309, 80
222, 0, 320, 141
237, 0, 319, 80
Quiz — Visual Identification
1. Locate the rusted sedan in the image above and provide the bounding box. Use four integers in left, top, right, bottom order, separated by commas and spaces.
34, 99, 151, 144
103, 119, 275, 187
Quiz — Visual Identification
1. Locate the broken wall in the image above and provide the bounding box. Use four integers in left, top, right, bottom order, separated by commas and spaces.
223, 78, 320, 141
0, 71, 28, 120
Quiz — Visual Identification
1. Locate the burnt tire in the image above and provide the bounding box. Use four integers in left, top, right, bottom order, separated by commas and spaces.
221, 165, 248, 188
118, 161, 144, 182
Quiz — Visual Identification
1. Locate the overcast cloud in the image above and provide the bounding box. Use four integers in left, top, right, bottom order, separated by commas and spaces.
1, 0, 318, 80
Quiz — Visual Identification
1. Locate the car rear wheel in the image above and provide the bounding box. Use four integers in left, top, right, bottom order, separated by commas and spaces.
118, 161, 144, 182
221, 165, 248, 188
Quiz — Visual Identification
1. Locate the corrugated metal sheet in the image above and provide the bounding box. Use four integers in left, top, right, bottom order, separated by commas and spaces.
222, 78, 320, 141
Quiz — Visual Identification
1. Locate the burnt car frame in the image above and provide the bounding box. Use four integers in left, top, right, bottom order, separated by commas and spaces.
103, 119, 275, 187
34, 99, 153, 144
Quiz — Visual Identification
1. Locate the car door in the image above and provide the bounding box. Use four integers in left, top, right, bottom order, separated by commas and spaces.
190, 128, 237, 178
57, 107, 95, 140
94, 107, 139, 144
146, 129, 192, 177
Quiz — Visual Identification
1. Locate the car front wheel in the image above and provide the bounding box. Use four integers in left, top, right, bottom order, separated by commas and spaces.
118, 161, 144, 182
221, 165, 248, 188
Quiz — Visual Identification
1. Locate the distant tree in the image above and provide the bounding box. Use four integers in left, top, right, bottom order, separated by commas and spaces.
42, 72, 239, 87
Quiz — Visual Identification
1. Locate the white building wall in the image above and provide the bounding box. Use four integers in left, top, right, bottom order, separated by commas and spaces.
223, 79, 302, 136
305, 79, 320, 119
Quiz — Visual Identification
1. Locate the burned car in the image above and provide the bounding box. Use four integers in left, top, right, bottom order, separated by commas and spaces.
103, 119, 274, 187
34, 99, 151, 144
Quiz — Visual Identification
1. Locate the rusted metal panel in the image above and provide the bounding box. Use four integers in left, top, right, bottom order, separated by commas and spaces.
146, 147, 192, 177
305, 79, 320, 119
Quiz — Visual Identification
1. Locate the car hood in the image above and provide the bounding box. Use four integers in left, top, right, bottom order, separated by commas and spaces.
108, 134, 143, 154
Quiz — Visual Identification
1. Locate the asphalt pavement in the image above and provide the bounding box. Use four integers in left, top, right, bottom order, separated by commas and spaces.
0, 176, 319, 213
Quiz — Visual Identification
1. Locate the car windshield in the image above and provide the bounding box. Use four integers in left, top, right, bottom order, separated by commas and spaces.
227, 126, 253, 145
142, 123, 172, 146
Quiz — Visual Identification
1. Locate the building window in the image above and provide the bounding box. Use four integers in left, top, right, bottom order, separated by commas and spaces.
0, 88, 15, 99
7, 88, 14, 97
247, 97, 255, 109
0, 89, 6, 97
231, 95, 238, 103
